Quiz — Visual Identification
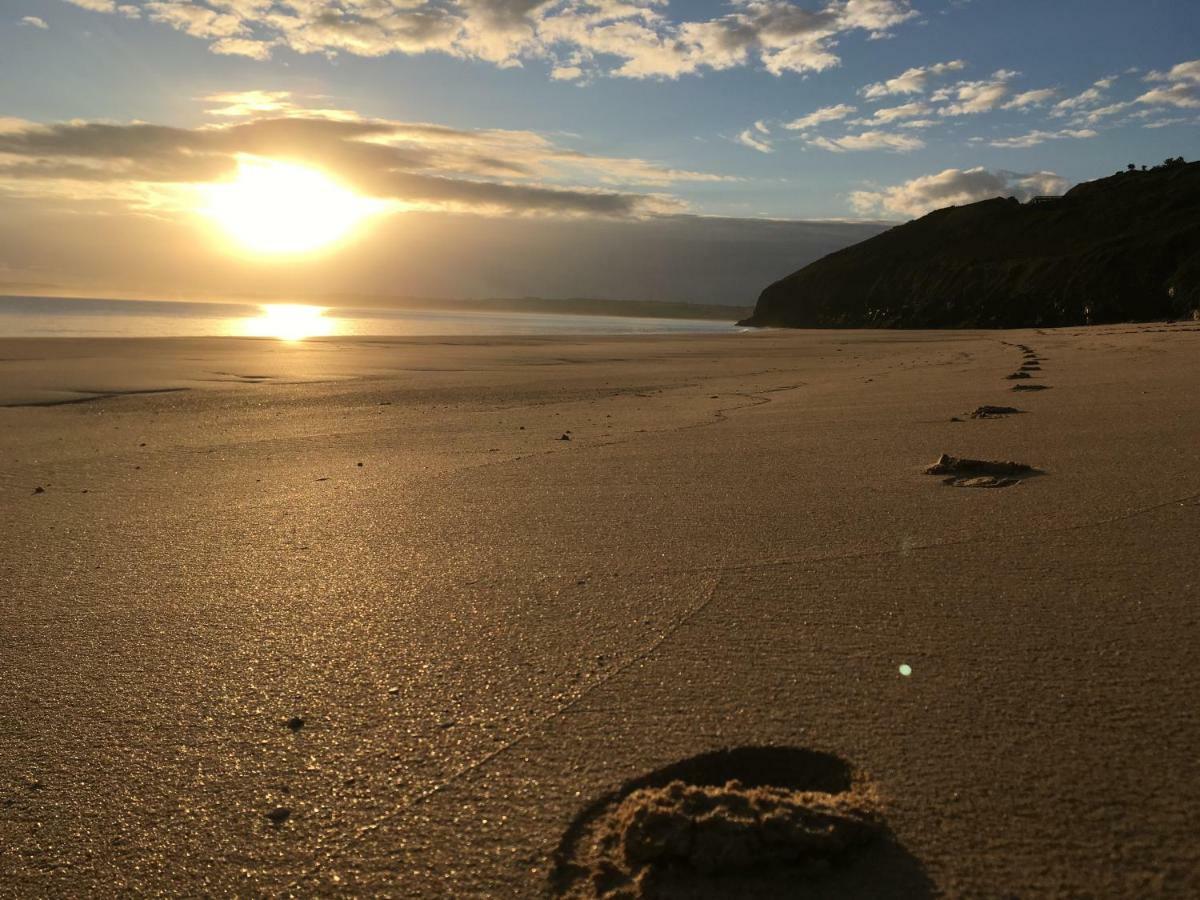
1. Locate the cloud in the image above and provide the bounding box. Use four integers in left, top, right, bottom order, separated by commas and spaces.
852, 100, 929, 124
986, 128, 1097, 148
1051, 75, 1122, 116
0, 95, 735, 219
210, 37, 275, 59
807, 129, 924, 152
850, 166, 1069, 218
860, 59, 965, 99
20, 15, 50, 29
62, 0, 116, 11
735, 128, 773, 153
1136, 59, 1200, 108
783, 103, 857, 130
1145, 59, 1200, 84
936, 69, 1018, 115
1001, 88, 1057, 110
53, 0, 922, 80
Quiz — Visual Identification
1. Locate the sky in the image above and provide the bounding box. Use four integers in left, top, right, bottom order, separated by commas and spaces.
0, 1, 1196, 304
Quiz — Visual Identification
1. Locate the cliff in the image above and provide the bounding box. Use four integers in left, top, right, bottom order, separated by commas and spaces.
742, 159, 1200, 329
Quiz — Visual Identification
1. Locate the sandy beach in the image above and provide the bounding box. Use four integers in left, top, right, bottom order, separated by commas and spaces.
3, 324, 1199, 897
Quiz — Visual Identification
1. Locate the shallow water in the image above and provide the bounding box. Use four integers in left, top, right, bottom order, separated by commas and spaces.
0, 295, 740, 339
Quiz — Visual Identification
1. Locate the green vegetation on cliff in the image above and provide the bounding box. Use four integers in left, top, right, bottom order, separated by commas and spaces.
742, 158, 1200, 329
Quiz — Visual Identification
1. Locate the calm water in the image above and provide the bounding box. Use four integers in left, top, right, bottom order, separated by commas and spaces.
0, 296, 740, 339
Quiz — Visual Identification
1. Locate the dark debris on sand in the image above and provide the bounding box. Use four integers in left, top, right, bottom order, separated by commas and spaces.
925, 454, 1041, 488
969, 406, 1021, 419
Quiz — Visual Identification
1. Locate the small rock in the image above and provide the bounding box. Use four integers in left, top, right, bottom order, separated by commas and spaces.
265, 807, 292, 824
287, 716, 305, 732
971, 405, 1021, 419
33, 486, 45, 495
559, 434, 571, 441
387, 686, 400, 695
356, 462, 364, 467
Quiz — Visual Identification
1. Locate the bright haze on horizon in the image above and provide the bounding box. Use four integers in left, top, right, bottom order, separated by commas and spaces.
0, 0, 1196, 305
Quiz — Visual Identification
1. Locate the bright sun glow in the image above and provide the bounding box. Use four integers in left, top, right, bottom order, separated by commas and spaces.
202, 157, 379, 255
241, 304, 336, 341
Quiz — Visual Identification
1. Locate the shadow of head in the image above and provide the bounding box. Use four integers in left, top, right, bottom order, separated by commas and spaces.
548, 745, 934, 899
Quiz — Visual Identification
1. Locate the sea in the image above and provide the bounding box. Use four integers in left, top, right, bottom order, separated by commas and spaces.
0, 296, 740, 339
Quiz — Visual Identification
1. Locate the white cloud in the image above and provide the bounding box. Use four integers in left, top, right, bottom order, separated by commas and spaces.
1051, 75, 1121, 116
1136, 59, 1200, 108
1137, 83, 1200, 109
987, 128, 1097, 148
20, 16, 50, 29
1145, 59, 1200, 84
736, 128, 774, 153
62, 0, 116, 11
850, 166, 1069, 218
209, 37, 274, 59
852, 100, 929, 124
937, 69, 1019, 116
860, 59, 965, 99
1002, 88, 1057, 110
1073, 101, 1132, 124
783, 103, 857, 130
52, 0, 923, 80
808, 129, 924, 152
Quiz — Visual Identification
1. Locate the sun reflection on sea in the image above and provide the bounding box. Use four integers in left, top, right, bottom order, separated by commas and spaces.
240, 304, 337, 341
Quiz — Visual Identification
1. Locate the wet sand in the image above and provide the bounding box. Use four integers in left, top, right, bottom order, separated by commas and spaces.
2, 324, 1199, 897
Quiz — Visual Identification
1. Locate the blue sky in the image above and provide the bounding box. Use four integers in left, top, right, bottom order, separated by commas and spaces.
0, 1, 1196, 301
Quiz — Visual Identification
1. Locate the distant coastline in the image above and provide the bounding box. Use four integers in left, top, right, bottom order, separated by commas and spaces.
0, 290, 751, 323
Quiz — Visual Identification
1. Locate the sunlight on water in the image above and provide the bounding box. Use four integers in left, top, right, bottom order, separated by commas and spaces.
0, 296, 740, 339
239, 304, 337, 341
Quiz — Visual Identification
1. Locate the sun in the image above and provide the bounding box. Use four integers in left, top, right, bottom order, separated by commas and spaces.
202, 156, 380, 255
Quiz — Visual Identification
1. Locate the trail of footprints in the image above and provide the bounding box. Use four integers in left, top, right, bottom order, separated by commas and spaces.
928, 341, 1049, 489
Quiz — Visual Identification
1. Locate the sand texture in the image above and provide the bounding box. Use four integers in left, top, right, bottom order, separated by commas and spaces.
2, 323, 1200, 897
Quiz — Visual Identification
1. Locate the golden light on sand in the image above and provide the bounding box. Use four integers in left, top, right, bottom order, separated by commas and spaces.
202, 157, 379, 255
241, 304, 336, 341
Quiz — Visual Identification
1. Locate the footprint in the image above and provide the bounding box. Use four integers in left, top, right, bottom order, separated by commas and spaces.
550, 747, 931, 899
969, 406, 1022, 419
925, 454, 1041, 488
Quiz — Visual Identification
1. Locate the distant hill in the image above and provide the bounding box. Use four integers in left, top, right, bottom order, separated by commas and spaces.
741, 159, 1200, 329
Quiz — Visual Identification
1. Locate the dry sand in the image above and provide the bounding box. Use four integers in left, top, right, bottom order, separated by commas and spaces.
2, 323, 1199, 897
